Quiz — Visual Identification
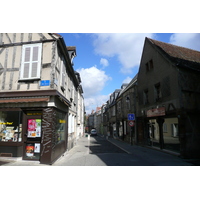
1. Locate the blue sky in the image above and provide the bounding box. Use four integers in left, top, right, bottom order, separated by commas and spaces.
60, 33, 200, 114
3, 0, 199, 115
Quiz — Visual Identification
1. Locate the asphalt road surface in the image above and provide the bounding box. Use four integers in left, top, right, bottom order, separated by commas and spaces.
54, 135, 193, 166
0, 134, 196, 166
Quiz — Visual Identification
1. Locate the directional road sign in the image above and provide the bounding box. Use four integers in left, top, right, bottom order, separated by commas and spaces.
128, 113, 135, 121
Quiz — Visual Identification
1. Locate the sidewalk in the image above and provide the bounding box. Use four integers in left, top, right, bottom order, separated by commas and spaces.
107, 137, 199, 166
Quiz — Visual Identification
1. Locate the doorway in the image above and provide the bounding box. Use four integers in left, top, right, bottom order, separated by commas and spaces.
22, 111, 42, 161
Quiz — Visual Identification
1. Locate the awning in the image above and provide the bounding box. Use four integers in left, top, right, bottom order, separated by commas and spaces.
0, 96, 50, 103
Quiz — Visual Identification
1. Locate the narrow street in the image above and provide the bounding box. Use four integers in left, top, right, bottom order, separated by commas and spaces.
53, 135, 193, 166
0, 134, 197, 166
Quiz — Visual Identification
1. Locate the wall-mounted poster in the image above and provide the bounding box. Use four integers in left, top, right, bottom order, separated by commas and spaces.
27, 119, 41, 138
26, 143, 34, 157
34, 143, 40, 153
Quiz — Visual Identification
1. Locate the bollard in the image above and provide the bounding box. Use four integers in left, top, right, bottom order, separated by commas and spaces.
88, 135, 90, 140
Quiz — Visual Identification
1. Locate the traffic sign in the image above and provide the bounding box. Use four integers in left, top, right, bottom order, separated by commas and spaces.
128, 121, 135, 127
128, 113, 135, 121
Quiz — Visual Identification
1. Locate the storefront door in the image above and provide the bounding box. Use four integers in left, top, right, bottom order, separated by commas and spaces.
23, 111, 42, 161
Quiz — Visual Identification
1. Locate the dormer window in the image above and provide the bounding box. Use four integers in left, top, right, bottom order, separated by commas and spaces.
67, 46, 76, 65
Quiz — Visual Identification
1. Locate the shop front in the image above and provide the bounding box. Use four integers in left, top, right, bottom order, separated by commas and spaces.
146, 107, 180, 153
0, 94, 69, 165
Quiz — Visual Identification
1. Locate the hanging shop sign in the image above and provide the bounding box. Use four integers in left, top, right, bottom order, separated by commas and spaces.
147, 107, 165, 117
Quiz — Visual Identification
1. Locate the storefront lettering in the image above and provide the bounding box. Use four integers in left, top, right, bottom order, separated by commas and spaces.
0, 122, 13, 125
27, 113, 42, 116
59, 119, 66, 123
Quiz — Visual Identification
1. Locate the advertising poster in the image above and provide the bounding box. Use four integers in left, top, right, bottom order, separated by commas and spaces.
26, 144, 34, 157
27, 119, 41, 138
34, 143, 40, 153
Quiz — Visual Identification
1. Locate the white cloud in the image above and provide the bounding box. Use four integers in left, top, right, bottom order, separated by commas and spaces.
93, 33, 155, 73
122, 76, 132, 84
84, 94, 110, 114
170, 33, 200, 51
77, 66, 111, 98
77, 66, 112, 114
100, 58, 109, 67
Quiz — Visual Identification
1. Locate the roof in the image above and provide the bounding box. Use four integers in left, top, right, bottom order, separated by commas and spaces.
148, 38, 200, 63
147, 37, 200, 71
119, 73, 138, 96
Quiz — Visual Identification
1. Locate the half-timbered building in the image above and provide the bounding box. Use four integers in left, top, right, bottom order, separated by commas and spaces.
0, 33, 84, 164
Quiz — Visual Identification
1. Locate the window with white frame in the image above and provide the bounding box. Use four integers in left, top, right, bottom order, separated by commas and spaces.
20, 43, 42, 80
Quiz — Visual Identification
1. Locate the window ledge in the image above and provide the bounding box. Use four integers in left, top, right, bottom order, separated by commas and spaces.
18, 78, 41, 82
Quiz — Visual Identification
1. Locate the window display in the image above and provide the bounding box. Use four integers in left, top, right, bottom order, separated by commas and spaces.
0, 111, 22, 142
55, 111, 66, 144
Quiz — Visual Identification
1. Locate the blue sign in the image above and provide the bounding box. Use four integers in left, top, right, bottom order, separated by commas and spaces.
128, 113, 135, 121
40, 80, 50, 86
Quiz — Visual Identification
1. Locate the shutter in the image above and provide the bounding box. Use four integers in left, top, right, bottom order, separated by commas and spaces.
24, 47, 31, 62
62, 64, 65, 87
23, 63, 30, 78
31, 46, 39, 78
20, 43, 42, 79
21, 47, 31, 79
32, 46, 38, 61
31, 63, 38, 77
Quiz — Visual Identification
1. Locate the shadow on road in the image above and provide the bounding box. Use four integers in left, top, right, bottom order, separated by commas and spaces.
85, 135, 138, 166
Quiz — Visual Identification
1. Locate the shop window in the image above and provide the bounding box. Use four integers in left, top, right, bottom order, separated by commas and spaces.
171, 123, 178, 137
163, 123, 168, 132
0, 111, 22, 142
55, 111, 66, 144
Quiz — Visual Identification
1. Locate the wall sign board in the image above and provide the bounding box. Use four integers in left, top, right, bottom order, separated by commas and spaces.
40, 80, 50, 86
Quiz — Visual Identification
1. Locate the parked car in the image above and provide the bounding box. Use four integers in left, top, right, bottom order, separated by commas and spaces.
90, 129, 97, 136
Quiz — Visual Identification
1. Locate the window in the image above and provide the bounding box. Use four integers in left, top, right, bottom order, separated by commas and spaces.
154, 82, 162, 102
146, 59, 154, 72
20, 43, 42, 80
0, 111, 22, 142
117, 101, 121, 113
163, 123, 168, 132
171, 123, 178, 137
143, 89, 149, 105
126, 96, 130, 110
61, 57, 66, 92
149, 59, 154, 70
112, 106, 115, 116
55, 111, 66, 144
